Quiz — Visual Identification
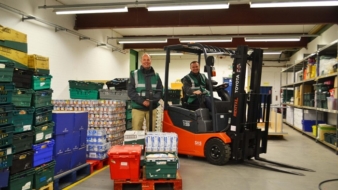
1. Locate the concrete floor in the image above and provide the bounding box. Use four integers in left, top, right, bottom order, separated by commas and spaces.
70, 125, 338, 190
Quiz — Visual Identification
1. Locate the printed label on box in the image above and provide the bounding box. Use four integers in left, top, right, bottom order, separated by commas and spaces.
45, 133, 52, 139
36, 133, 43, 141
121, 162, 128, 166
23, 125, 31, 131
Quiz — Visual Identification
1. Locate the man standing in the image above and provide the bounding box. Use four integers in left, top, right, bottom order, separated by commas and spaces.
182, 61, 212, 109
127, 53, 163, 131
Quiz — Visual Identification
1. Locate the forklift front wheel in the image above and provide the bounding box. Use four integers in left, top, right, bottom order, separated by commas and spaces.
204, 138, 231, 165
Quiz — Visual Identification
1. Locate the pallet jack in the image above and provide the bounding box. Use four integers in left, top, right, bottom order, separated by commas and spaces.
162, 43, 314, 175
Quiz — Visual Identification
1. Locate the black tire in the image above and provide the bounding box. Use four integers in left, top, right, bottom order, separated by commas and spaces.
204, 138, 231, 165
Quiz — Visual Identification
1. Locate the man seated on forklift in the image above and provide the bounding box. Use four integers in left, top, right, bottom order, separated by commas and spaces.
182, 61, 212, 110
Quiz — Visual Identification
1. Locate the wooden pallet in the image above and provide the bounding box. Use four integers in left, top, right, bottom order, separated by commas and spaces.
113, 169, 182, 190
86, 158, 109, 173
53, 163, 91, 190
38, 182, 53, 190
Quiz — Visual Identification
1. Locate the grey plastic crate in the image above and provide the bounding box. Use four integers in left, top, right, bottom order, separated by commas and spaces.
99, 89, 130, 100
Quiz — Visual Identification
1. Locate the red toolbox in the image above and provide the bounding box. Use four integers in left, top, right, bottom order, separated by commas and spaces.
108, 145, 142, 181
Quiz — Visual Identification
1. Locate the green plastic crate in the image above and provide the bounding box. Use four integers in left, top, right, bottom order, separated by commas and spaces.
126, 109, 132, 120
69, 80, 104, 90
70, 88, 98, 99
316, 92, 330, 101
126, 119, 132, 130
13, 107, 34, 133
33, 89, 53, 108
0, 104, 14, 127
28, 68, 49, 75
34, 106, 53, 126
0, 60, 14, 82
7, 168, 35, 190
12, 89, 34, 107
12, 131, 34, 154
0, 126, 14, 148
126, 100, 131, 110
32, 75, 52, 90
0, 83, 14, 104
0, 146, 13, 169
33, 160, 55, 189
282, 89, 294, 103
145, 153, 178, 179
313, 83, 330, 92
33, 122, 54, 143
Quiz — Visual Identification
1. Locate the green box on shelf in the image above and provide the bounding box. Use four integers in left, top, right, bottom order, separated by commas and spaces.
0, 125, 14, 148
33, 122, 54, 143
0, 40, 27, 53
13, 107, 34, 133
69, 88, 98, 99
33, 89, 53, 108
0, 82, 14, 104
7, 169, 35, 190
33, 160, 55, 190
145, 152, 178, 179
0, 104, 14, 127
32, 75, 52, 90
0, 146, 13, 169
28, 68, 49, 75
12, 88, 34, 107
0, 60, 14, 82
69, 80, 104, 90
34, 106, 53, 126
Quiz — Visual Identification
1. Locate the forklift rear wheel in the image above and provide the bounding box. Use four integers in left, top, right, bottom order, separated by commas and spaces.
204, 138, 231, 165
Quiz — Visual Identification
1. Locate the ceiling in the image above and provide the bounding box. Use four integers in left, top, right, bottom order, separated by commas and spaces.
41, 0, 338, 61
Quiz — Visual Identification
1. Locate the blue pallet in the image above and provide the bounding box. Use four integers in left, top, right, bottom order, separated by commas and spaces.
0, 168, 9, 188
33, 139, 54, 167
54, 163, 90, 190
54, 133, 73, 155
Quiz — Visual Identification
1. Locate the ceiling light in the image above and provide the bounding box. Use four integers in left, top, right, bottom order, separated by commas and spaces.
149, 53, 183, 56
180, 37, 232, 43
263, 52, 282, 55
54, 7, 128, 14
117, 38, 168, 44
250, 1, 338, 8
245, 36, 301, 42
147, 3, 229, 11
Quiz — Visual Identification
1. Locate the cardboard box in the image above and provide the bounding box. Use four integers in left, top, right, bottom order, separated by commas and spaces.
0, 25, 27, 43
0, 46, 28, 69
294, 88, 300, 98
28, 54, 49, 70
334, 76, 338, 88
300, 84, 313, 106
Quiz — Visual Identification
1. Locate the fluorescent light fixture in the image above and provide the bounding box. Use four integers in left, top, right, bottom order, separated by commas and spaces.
245, 36, 301, 42
55, 7, 128, 14
250, 1, 338, 8
263, 51, 282, 55
147, 3, 229, 11
149, 53, 183, 56
118, 38, 167, 44
180, 37, 232, 43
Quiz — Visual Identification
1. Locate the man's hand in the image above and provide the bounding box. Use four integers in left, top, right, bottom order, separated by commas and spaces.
193, 90, 202, 95
143, 100, 150, 107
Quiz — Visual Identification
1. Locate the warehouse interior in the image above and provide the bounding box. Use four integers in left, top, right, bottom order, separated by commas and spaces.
0, 0, 337, 190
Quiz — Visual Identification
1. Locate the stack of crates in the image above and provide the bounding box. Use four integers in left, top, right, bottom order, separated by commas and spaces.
144, 132, 179, 179
314, 83, 331, 109
126, 100, 132, 130
303, 93, 315, 107
69, 80, 104, 99
52, 111, 88, 175
282, 89, 294, 103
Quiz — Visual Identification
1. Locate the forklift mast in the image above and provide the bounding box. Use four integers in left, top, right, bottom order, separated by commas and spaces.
228, 46, 271, 161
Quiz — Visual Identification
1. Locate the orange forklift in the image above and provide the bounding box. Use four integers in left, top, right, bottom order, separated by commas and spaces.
161, 43, 314, 175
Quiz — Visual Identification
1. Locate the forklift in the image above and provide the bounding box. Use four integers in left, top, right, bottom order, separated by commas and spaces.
162, 43, 314, 175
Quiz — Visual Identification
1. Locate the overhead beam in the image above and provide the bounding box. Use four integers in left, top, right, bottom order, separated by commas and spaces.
119, 38, 310, 49
75, 4, 338, 29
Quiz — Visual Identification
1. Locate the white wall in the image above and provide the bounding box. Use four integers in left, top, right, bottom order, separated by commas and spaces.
0, 0, 129, 98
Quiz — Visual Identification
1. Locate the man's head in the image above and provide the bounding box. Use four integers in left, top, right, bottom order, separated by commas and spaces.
141, 53, 152, 70
190, 61, 200, 74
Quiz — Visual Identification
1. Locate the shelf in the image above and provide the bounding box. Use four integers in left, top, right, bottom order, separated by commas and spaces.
302, 106, 316, 110
318, 139, 338, 151
316, 72, 338, 80
281, 84, 295, 88
316, 108, 338, 113
282, 53, 316, 73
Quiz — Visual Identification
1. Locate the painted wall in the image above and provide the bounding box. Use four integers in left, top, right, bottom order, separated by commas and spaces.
0, 0, 129, 98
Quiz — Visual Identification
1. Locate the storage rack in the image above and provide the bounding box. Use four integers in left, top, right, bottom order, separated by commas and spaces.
280, 39, 338, 153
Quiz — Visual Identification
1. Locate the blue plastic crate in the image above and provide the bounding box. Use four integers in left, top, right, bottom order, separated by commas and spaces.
0, 168, 9, 188
33, 139, 54, 167
302, 120, 325, 132
71, 147, 86, 169
54, 133, 72, 155
54, 152, 72, 175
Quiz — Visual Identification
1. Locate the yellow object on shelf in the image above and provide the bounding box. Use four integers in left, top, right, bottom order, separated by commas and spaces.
171, 82, 183, 90
28, 54, 49, 70
0, 25, 27, 43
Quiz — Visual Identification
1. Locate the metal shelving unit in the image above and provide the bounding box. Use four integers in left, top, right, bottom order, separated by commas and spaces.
280, 39, 338, 153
